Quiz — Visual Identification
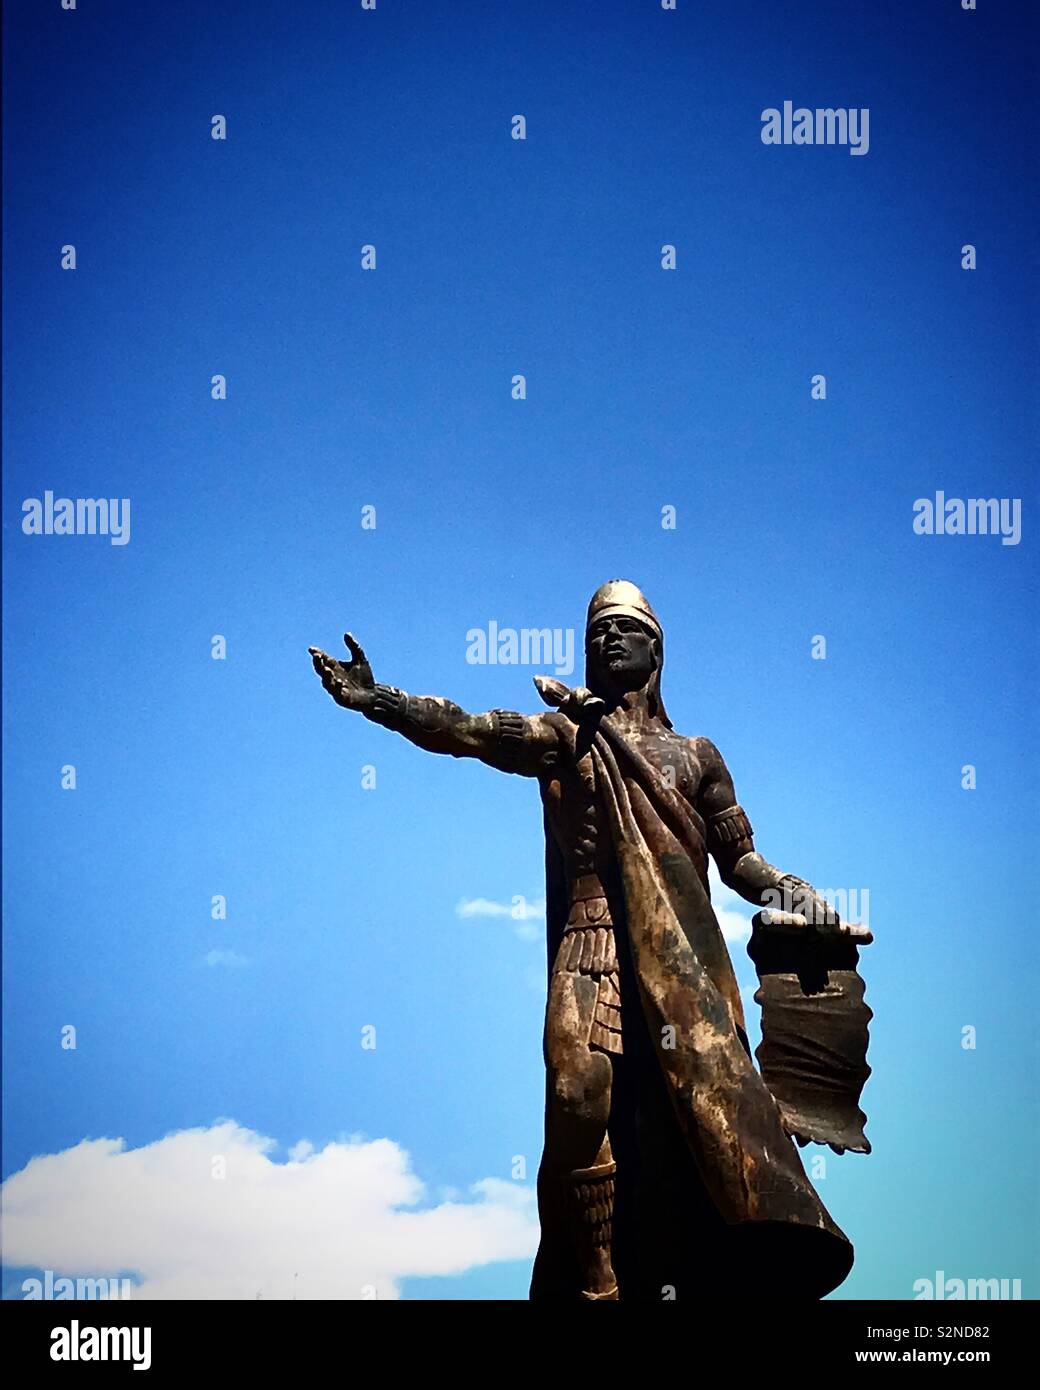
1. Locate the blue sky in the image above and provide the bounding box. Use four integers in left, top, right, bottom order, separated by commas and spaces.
3, 0, 1036, 1299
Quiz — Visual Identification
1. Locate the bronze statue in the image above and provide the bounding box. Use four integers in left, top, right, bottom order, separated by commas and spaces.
310, 580, 872, 1301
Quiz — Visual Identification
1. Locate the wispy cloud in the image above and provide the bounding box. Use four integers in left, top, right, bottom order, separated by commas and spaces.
1, 1123, 538, 1300
708, 862, 756, 944
455, 897, 545, 921
455, 896, 545, 941
456, 878, 751, 949
204, 949, 248, 968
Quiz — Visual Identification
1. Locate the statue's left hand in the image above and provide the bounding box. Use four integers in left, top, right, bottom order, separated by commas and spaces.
757, 907, 873, 945
805, 894, 874, 945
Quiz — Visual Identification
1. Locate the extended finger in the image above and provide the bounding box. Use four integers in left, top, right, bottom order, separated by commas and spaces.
343, 631, 369, 666
310, 648, 344, 684
843, 922, 874, 945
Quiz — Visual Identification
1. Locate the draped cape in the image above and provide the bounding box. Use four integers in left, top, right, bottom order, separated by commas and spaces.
530, 703, 868, 1300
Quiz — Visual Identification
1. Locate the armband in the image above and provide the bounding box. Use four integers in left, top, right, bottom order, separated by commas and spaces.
705, 804, 754, 853
367, 684, 406, 725
491, 709, 526, 765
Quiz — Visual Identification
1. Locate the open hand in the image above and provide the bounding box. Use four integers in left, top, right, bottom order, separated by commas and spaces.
308, 632, 376, 711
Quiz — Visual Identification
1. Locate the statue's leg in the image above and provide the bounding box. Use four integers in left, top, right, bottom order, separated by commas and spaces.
543, 967, 617, 1299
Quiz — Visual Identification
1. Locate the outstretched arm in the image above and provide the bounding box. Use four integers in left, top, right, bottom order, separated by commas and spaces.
694, 737, 869, 939
309, 633, 560, 778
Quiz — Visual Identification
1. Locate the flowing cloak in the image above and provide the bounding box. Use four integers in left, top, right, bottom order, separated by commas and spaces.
530, 709, 865, 1301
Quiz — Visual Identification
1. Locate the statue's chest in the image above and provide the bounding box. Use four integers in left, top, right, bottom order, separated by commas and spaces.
542, 727, 704, 869
547, 728, 702, 815
623, 729, 703, 798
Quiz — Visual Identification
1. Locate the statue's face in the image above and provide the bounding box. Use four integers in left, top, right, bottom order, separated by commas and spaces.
586, 615, 659, 695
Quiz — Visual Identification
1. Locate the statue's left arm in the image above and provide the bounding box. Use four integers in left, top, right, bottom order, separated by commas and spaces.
696, 740, 873, 1156
693, 737, 849, 933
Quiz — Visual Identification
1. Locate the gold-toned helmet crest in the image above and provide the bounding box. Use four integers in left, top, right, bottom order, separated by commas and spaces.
585, 579, 662, 639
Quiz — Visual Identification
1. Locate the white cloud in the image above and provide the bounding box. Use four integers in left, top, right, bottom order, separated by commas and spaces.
1, 1123, 538, 1300
456, 896, 545, 921
456, 896, 545, 940
708, 862, 756, 944
457, 878, 750, 948
204, 949, 247, 968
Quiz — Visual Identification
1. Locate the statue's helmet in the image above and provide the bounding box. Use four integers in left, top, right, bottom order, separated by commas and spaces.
585, 579, 672, 728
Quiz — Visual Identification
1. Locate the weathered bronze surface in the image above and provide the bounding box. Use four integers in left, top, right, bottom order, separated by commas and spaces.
310, 580, 872, 1300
